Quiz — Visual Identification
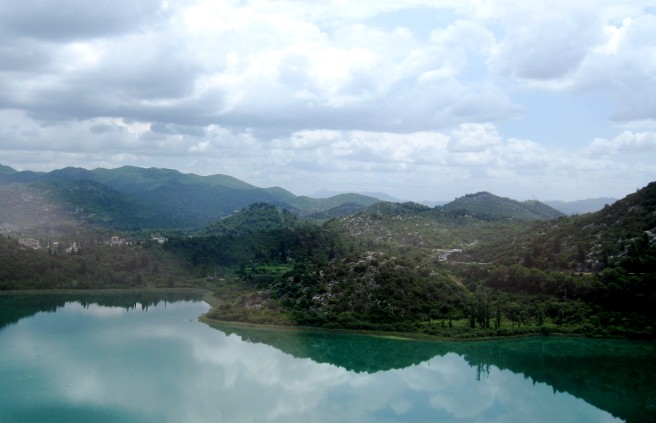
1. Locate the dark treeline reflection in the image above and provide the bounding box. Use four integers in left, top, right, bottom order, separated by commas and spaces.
0, 292, 205, 330
2, 294, 655, 423
219, 325, 656, 423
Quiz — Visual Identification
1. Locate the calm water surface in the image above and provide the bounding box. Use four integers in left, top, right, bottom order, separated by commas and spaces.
0, 293, 654, 423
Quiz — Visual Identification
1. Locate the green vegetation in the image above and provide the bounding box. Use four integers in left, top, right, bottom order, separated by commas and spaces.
1, 163, 654, 340
0, 234, 192, 290
441, 191, 565, 220
204, 203, 300, 236
0, 291, 205, 331
0, 164, 380, 230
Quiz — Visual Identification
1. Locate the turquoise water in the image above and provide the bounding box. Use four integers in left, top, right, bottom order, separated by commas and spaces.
0, 294, 654, 422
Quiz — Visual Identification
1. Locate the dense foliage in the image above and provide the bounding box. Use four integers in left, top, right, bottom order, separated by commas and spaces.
441, 191, 565, 220
1, 163, 654, 340
0, 235, 191, 290
460, 182, 656, 273
204, 203, 300, 236
0, 164, 379, 230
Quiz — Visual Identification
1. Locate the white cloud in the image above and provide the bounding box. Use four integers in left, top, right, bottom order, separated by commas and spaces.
0, 0, 524, 133
0, 0, 655, 201
587, 131, 656, 156
448, 123, 501, 152
2, 300, 621, 423
487, 0, 605, 81
189, 140, 211, 153
577, 13, 656, 122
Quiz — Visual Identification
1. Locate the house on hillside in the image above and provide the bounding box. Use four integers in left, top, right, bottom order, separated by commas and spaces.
18, 238, 41, 250
151, 234, 167, 244
66, 242, 79, 254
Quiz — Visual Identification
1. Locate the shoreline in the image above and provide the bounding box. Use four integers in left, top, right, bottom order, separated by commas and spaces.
0, 287, 212, 296
2, 288, 648, 343
199, 312, 589, 343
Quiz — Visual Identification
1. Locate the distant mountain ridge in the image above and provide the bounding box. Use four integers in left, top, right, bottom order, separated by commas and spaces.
311, 189, 401, 202
0, 164, 381, 231
1, 164, 613, 235
544, 198, 618, 215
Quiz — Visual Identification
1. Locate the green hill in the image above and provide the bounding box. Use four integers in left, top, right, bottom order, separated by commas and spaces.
32, 180, 152, 229
305, 202, 368, 220
467, 182, 656, 272
2, 161, 655, 341
0, 164, 17, 175
441, 192, 564, 221
0, 182, 78, 234
204, 203, 300, 236
0, 164, 382, 230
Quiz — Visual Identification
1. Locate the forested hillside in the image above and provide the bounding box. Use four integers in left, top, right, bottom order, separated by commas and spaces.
1, 163, 654, 340
161, 183, 654, 338
0, 164, 381, 230
440, 192, 564, 220
0, 234, 191, 290
204, 203, 300, 236
461, 182, 656, 273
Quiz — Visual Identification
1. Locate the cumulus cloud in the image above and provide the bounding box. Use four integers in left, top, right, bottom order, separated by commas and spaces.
587, 131, 656, 156
0, 0, 167, 41
448, 123, 501, 152
580, 13, 656, 122
0, 0, 523, 133
0, 0, 655, 201
487, 0, 605, 81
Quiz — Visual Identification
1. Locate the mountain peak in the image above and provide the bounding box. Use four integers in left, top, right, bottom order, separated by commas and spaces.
442, 191, 564, 221
0, 164, 17, 175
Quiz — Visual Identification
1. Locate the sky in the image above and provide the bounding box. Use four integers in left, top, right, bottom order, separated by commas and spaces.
1, 0, 655, 202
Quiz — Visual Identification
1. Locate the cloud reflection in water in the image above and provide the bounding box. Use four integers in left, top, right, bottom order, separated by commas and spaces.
0, 299, 621, 423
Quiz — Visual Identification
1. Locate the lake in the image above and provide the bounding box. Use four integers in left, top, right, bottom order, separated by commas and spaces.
0, 293, 654, 423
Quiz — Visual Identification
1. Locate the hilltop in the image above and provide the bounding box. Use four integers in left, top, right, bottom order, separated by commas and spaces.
200, 181, 655, 339
0, 164, 568, 235
0, 164, 380, 232
463, 182, 656, 272
440, 191, 564, 221
204, 203, 300, 237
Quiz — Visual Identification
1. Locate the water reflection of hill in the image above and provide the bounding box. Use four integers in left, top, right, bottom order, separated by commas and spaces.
452, 338, 656, 423
3, 295, 654, 423
218, 325, 656, 423
218, 325, 454, 373
0, 292, 205, 330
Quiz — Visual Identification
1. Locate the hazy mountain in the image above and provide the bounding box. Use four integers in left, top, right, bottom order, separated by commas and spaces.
0, 182, 75, 233
440, 191, 565, 221
418, 200, 449, 207
311, 188, 397, 202
544, 198, 618, 215
305, 202, 369, 220
288, 193, 380, 214
0, 179, 159, 233
0, 164, 17, 175
359, 192, 400, 202
0, 164, 381, 231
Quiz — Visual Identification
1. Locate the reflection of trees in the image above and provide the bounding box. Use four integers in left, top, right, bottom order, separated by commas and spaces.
217, 325, 656, 423
4, 294, 654, 423
475, 363, 490, 381
216, 325, 454, 373
449, 338, 656, 423
0, 292, 204, 330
